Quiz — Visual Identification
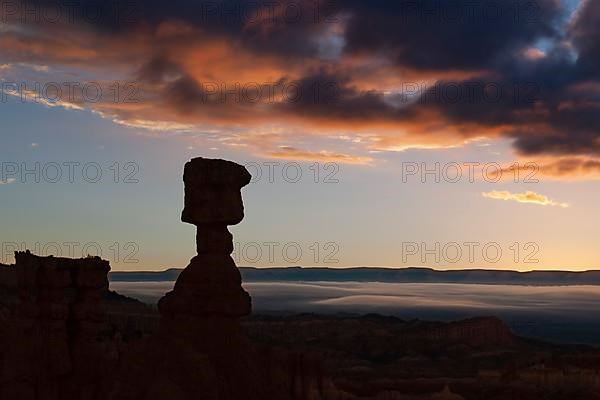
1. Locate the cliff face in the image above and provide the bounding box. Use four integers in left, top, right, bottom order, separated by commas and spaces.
0, 264, 16, 300
0, 251, 118, 400
0, 264, 15, 284
0, 264, 16, 330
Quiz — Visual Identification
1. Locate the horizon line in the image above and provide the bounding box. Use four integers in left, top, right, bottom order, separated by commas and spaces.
109, 265, 600, 274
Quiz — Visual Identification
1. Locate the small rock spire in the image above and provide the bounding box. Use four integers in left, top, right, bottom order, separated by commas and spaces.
158, 157, 252, 318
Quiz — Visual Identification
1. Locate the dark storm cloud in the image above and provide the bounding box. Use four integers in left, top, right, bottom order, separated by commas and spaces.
415, 40, 600, 157
570, 0, 600, 78
416, 78, 539, 125
137, 54, 182, 84
275, 71, 415, 121
4, 0, 600, 167
25, 0, 267, 31
340, 0, 562, 70
513, 131, 600, 156
25, 0, 561, 64
24, 0, 329, 56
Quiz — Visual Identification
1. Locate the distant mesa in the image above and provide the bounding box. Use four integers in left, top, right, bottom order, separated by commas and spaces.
110, 265, 600, 286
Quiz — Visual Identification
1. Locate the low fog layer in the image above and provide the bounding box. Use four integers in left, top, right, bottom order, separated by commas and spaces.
110, 281, 600, 345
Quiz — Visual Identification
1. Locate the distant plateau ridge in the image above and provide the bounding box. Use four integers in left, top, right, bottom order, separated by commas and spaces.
106, 266, 600, 286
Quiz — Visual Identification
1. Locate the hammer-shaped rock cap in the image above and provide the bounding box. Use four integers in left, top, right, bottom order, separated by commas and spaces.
181, 158, 252, 226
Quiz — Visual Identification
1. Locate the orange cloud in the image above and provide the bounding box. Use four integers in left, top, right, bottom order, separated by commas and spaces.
482, 190, 569, 208
266, 146, 372, 165
0, 0, 598, 172
500, 157, 600, 181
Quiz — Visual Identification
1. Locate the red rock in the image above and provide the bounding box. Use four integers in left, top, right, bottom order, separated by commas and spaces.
181, 158, 251, 226
160, 157, 251, 319
0, 251, 117, 400
195, 225, 234, 254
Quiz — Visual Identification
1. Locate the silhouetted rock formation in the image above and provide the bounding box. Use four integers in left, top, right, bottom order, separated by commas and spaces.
159, 158, 251, 318
128, 158, 264, 398
110, 158, 346, 400
158, 158, 251, 318
0, 264, 16, 291
0, 263, 16, 312
0, 158, 352, 400
0, 251, 117, 400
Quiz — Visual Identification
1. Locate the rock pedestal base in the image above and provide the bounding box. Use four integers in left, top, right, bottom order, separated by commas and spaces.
158, 255, 250, 318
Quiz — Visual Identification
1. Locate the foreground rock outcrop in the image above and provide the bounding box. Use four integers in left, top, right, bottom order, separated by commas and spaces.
0, 264, 16, 291
1, 252, 117, 400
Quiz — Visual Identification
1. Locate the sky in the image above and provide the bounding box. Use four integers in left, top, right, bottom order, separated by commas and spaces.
0, 0, 599, 271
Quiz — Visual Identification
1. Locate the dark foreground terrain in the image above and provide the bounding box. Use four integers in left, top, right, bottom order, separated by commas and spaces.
5, 259, 600, 399
244, 313, 600, 400
104, 307, 600, 399
3, 262, 600, 399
